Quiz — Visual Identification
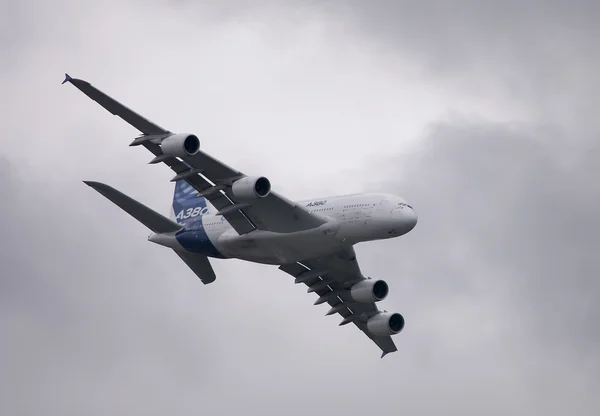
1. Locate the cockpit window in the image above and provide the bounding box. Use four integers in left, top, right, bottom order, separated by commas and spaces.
397, 202, 413, 209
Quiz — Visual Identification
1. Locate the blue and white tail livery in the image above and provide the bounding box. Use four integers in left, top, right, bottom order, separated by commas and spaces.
171, 180, 225, 259
172, 180, 211, 223
67, 73, 418, 358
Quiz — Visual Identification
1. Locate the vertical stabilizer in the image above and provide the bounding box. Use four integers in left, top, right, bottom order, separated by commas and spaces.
171, 180, 212, 224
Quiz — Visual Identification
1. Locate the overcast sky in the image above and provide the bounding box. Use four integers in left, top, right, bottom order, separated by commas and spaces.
1, 1, 598, 414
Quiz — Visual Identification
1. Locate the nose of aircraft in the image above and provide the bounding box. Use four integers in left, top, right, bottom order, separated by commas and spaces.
404, 207, 418, 232
389, 201, 418, 236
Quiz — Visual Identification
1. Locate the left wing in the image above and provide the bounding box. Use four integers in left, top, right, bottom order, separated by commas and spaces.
63, 74, 325, 234
279, 247, 398, 357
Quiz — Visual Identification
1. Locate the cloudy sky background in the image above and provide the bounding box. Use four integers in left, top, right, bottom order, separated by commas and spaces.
1, 0, 598, 414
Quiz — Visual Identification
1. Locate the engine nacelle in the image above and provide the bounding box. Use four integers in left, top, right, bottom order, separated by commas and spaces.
160, 133, 200, 157
231, 176, 271, 201
366, 312, 405, 336
350, 279, 389, 303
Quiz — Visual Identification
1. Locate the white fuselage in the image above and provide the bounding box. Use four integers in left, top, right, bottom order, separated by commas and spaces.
150, 193, 417, 265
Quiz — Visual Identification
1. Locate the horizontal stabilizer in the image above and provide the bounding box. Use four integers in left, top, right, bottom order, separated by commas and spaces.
84, 181, 182, 234
174, 250, 217, 284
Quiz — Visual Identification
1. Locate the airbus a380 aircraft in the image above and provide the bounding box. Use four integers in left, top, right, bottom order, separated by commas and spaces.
63, 74, 418, 357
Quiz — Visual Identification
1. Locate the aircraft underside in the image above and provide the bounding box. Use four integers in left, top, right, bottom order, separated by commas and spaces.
151, 214, 347, 265
66, 73, 419, 357
216, 219, 346, 264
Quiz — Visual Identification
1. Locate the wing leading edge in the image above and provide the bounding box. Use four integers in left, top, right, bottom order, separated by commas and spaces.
63, 74, 325, 234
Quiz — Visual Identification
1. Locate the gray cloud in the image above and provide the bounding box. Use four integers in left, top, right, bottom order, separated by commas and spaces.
389, 118, 599, 350
1, 0, 599, 415
330, 1, 600, 99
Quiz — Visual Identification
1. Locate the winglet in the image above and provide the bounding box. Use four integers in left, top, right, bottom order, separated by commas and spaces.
61, 73, 73, 85
381, 351, 391, 359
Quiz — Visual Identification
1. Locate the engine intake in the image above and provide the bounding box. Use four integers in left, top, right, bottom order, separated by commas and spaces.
160, 133, 200, 157
350, 279, 389, 303
232, 176, 271, 201
366, 312, 405, 336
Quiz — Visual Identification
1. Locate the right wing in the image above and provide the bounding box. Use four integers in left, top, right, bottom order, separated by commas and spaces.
279, 247, 398, 357
63, 74, 326, 235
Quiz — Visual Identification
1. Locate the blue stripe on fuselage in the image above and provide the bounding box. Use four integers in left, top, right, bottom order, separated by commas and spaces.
172, 180, 225, 259
175, 218, 226, 259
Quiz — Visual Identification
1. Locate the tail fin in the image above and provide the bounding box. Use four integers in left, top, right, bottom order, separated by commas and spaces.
171, 180, 211, 224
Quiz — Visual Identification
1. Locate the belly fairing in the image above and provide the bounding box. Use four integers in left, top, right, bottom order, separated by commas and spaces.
217, 218, 343, 264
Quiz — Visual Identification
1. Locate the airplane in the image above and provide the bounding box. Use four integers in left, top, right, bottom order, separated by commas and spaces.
63, 73, 418, 358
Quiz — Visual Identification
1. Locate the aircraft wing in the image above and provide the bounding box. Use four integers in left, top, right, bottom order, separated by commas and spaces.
279, 247, 398, 357
63, 74, 326, 235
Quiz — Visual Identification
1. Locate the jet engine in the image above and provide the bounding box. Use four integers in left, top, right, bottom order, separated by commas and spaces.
160, 133, 200, 157
366, 312, 405, 336
232, 176, 271, 201
350, 279, 389, 303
